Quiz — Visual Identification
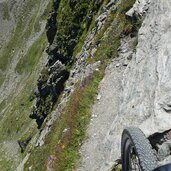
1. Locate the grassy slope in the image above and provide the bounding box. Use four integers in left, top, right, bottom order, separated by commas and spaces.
0, 0, 39, 71
0, 0, 52, 170
53, 0, 108, 58
0, 0, 52, 86
24, 0, 138, 171
15, 32, 47, 74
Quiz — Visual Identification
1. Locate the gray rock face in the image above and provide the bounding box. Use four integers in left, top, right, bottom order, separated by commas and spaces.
30, 60, 69, 128
158, 143, 170, 161
95, 0, 118, 32
126, 0, 151, 17
102, 0, 171, 169
78, 0, 171, 170
123, 0, 171, 136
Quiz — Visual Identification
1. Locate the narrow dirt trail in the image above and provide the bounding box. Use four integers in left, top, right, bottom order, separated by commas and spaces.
76, 60, 123, 171
76, 37, 134, 171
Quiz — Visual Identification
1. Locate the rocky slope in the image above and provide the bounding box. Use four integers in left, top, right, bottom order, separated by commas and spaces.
1, 0, 171, 171
0, 0, 116, 170
77, 0, 171, 170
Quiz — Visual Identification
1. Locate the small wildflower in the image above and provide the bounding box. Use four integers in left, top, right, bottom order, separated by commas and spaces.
62, 144, 65, 149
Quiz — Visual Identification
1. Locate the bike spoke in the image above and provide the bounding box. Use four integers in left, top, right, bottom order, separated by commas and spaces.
130, 148, 141, 171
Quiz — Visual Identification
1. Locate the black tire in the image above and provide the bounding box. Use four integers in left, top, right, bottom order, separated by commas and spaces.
121, 127, 158, 171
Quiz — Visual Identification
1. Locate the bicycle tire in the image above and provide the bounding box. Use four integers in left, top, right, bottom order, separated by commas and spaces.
121, 127, 158, 171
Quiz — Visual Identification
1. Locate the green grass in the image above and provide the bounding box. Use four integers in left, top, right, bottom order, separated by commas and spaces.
0, 73, 37, 170
0, 24, 21, 71
53, 0, 105, 59
40, 0, 53, 20
0, 74, 37, 141
112, 164, 122, 171
72, 0, 110, 58
0, 159, 13, 171
16, 32, 47, 74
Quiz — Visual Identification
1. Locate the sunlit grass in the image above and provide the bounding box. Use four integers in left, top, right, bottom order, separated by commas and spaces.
24, 0, 140, 170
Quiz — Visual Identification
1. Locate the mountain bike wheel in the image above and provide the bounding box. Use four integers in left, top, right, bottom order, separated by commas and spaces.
121, 127, 157, 171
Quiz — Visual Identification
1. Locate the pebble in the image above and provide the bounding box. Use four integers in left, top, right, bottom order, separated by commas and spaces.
158, 142, 171, 160
97, 94, 101, 100
92, 114, 98, 118
63, 128, 68, 133
116, 63, 120, 67
123, 63, 128, 66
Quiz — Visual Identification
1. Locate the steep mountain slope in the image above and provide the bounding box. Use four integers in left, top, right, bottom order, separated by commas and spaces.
1, 0, 117, 170
1, 0, 171, 171
0, 0, 51, 170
